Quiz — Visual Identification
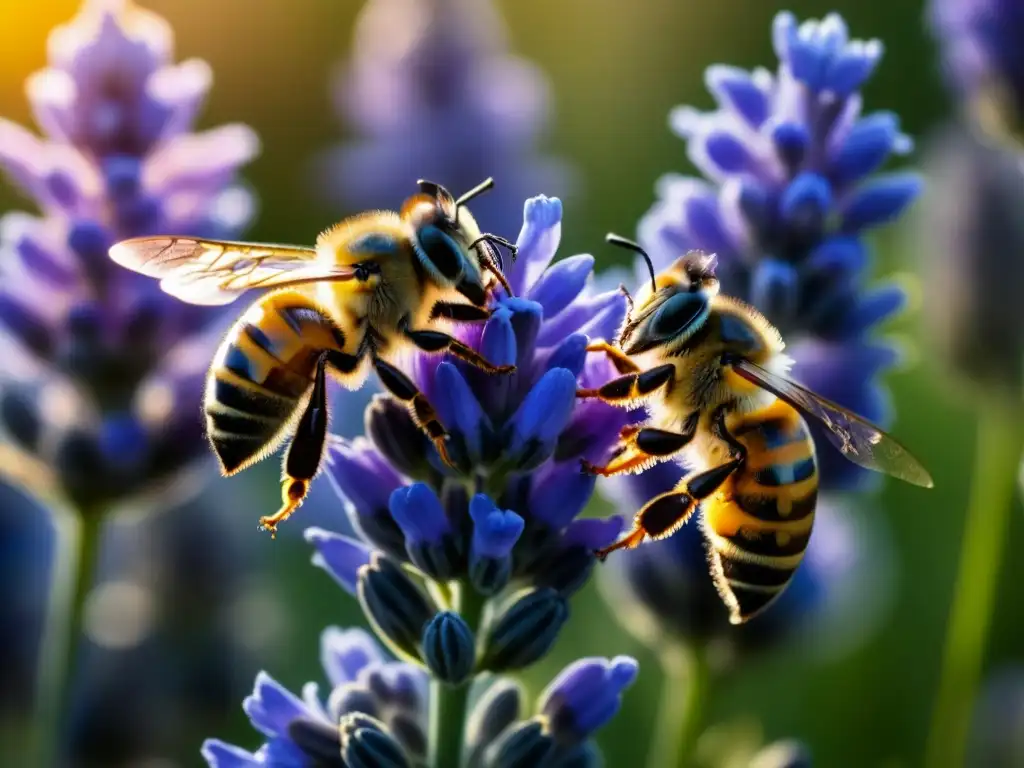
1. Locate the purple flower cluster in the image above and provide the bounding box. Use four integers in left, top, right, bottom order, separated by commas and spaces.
595, 10, 909, 659
321, 196, 631, 612
635, 10, 918, 490
0, 0, 257, 512
203, 629, 637, 766
206, 196, 638, 765
319, 0, 570, 236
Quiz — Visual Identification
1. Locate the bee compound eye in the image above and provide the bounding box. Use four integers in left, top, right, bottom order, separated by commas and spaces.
650, 291, 708, 338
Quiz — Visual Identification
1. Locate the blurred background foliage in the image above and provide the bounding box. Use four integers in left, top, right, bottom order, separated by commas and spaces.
0, 0, 1020, 766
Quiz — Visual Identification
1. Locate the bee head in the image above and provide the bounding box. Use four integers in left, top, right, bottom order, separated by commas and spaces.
606, 236, 719, 356
401, 180, 474, 286
402, 178, 517, 301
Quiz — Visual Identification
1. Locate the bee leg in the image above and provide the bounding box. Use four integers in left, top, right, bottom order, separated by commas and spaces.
405, 328, 516, 375
595, 456, 743, 560
259, 354, 330, 538
480, 255, 515, 296
429, 302, 492, 324
585, 341, 640, 374
576, 363, 675, 404
582, 413, 699, 476
373, 356, 456, 469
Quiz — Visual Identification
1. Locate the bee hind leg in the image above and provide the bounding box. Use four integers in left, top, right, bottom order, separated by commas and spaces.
373, 356, 457, 469
595, 456, 743, 560
258, 354, 332, 538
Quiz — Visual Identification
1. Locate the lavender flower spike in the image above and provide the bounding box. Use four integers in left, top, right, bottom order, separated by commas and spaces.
0, 0, 258, 513
320, 0, 571, 236
205, 624, 637, 768
259, 192, 636, 767
930, 0, 1024, 143
634, 10, 919, 490
587, 16, 910, 761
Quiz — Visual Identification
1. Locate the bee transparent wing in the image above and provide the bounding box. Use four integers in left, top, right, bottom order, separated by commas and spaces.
731, 358, 934, 488
109, 236, 359, 306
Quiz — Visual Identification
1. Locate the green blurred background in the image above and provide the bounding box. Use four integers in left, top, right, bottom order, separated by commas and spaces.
0, 0, 1019, 766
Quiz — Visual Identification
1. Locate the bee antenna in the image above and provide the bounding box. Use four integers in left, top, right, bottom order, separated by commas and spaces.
606, 233, 657, 295
456, 177, 495, 208
417, 178, 443, 195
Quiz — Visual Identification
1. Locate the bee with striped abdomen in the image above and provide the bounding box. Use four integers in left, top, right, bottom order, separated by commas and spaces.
110, 178, 518, 535
577, 235, 933, 624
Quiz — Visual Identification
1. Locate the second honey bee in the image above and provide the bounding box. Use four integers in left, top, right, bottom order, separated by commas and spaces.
110, 179, 518, 535
578, 235, 933, 624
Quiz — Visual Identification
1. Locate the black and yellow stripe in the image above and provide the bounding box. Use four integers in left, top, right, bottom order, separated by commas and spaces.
704, 400, 818, 624
204, 291, 348, 475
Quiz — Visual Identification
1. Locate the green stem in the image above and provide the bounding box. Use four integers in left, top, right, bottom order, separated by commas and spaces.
646, 644, 709, 768
34, 509, 105, 767
428, 584, 488, 768
925, 403, 1024, 768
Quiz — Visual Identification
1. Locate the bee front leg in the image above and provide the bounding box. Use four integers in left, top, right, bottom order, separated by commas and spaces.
595, 456, 744, 560
373, 356, 457, 469
585, 341, 640, 374
259, 353, 333, 537
582, 413, 699, 477
576, 363, 675, 404
404, 327, 516, 375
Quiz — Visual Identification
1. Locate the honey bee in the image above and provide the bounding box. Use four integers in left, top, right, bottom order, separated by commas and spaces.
578, 234, 933, 624
109, 178, 518, 535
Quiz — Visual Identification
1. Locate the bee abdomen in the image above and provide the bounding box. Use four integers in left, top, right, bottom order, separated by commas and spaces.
705, 404, 819, 623
204, 294, 347, 475
705, 524, 811, 624
206, 370, 300, 474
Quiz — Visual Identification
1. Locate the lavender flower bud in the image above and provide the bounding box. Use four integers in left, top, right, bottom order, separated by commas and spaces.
305, 528, 374, 596
390, 483, 464, 581
486, 719, 556, 768
357, 553, 437, 663
327, 438, 407, 560
465, 680, 523, 766
479, 588, 568, 673
339, 713, 412, 768
330, 685, 381, 720
538, 656, 639, 745
468, 494, 524, 595
287, 717, 342, 764
502, 368, 577, 471
421, 611, 475, 685
365, 394, 434, 480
